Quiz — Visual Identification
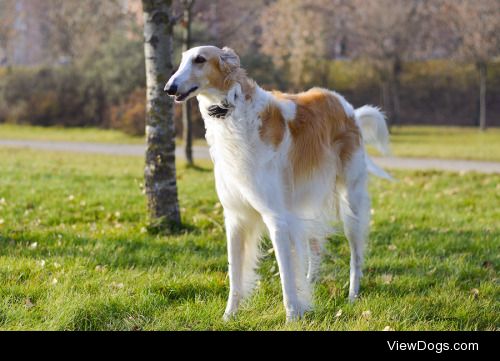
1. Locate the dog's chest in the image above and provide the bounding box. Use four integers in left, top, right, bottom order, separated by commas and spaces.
203, 114, 276, 211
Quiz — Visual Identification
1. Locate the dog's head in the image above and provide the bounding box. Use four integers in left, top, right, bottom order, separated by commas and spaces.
164, 46, 240, 102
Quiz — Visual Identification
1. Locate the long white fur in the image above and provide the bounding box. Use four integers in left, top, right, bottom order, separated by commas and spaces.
167, 46, 392, 322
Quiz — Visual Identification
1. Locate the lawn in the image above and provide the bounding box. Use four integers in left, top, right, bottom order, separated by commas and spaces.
1, 123, 500, 161
384, 126, 500, 162
0, 123, 144, 144
0, 148, 498, 330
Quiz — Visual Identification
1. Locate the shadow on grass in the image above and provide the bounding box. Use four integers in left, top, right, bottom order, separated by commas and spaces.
0, 228, 226, 272
183, 163, 212, 172
145, 218, 198, 236
1, 225, 498, 322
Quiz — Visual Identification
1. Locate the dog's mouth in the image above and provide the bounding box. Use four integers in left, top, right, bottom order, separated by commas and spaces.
175, 86, 198, 102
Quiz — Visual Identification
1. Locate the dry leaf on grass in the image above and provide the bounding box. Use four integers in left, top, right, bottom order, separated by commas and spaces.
362, 310, 372, 320
381, 274, 393, 284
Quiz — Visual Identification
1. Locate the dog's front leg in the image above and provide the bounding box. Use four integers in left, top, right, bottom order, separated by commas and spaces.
262, 214, 303, 322
223, 215, 244, 321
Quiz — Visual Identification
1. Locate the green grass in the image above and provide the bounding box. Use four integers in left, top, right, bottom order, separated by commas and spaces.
0, 123, 144, 144
383, 126, 500, 162
0, 124, 207, 146
2, 124, 500, 161
0, 148, 498, 330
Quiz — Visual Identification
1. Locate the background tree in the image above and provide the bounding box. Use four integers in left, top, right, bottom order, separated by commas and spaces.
351, 0, 422, 126
142, 0, 181, 230
261, 0, 327, 89
0, 0, 16, 65
352, 0, 464, 126
181, 0, 195, 166
453, 0, 500, 131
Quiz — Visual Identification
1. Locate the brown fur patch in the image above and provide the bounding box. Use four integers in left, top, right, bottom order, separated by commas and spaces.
259, 103, 286, 148
207, 57, 229, 91
204, 52, 255, 100
275, 88, 361, 182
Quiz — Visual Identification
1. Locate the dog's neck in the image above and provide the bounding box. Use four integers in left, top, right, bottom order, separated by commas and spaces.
197, 68, 257, 119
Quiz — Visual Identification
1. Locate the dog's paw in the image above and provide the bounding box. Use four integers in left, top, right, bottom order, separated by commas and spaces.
348, 293, 360, 303
285, 303, 310, 323
222, 311, 237, 322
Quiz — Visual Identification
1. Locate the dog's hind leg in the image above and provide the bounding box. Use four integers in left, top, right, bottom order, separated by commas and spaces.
338, 151, 370, 302
307, 238, 322, 283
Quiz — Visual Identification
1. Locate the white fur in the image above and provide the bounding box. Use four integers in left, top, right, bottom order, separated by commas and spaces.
167, 46, 392, 322
200, 87, 390, 322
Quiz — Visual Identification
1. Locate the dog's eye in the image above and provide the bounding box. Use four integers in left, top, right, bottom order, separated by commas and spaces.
193, 55, 206, 64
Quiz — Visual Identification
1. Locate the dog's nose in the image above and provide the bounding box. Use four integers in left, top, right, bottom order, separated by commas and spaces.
164, 83, 178, 96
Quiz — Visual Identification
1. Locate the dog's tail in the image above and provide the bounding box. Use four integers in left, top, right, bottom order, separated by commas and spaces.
354, 105, 393, 180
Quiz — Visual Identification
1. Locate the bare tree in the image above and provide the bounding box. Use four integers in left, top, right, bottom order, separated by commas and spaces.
452, 0, 500, 131
181, 0, 195, 166
0, 0, 16, 65
260, 0, 333, 88
142, 0, 181, 230
352, 0, 465, 126
351, 0, 425, 126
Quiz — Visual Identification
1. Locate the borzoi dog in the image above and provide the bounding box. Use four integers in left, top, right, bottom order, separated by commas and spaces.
165, 46, 391, 322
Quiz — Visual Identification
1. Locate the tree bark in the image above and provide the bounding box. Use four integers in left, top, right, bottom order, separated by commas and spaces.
478, 62, 487, 131
182, 0, 194, 166
391, 58, 402, 127
142, 0, 181, 229
380, 80, 392, 130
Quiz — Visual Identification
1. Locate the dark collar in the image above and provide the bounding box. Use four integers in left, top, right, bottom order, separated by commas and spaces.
207, 99, 233, 119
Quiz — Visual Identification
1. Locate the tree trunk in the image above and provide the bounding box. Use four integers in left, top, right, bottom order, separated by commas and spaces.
182, 0, 194, 166
142, 0, 181, 230
478, 62, 487, 131
380, 80, 392, 129
391, 58, 402, 127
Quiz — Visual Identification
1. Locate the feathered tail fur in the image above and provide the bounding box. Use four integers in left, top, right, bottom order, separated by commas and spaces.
354, 105, 393, 180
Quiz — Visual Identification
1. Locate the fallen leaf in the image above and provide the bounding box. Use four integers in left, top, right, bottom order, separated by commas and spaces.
362, 310, 372, 319
381, 274, 393, 284
95, 265, 106, 272
25, 298, 35, 309
427, 267, 437, 275
444, 187, 460, 196
335, 309, 343, 318
110, 282, 124, 289
482, 261, 493, 269
470, 288, 479, 299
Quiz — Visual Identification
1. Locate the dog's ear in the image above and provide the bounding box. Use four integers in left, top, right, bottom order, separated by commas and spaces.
219, 47, 240, 74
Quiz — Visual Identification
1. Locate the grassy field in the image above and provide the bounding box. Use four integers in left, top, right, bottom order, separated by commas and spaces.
385, 126, 500, 162
0, 124, 206, 146
0, 147, 498, 330
1, 123, 500, 161
0, 123, 144, 144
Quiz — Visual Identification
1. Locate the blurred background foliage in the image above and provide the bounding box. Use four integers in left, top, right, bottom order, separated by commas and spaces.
0, 0, 499, 137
